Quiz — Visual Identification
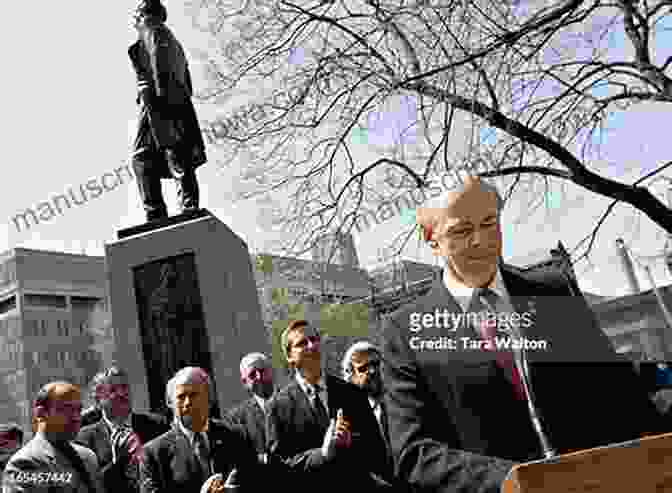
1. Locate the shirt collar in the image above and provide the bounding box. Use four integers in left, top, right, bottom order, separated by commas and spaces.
175, 417, 209, 445
443, 263, 509, 311
295, 370, 326, 397
253, 394, 267, 413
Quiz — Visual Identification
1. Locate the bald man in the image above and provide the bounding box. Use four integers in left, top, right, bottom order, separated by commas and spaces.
382, 176, 668, 493
2, 382, 103, 493
225, 353, 276, 461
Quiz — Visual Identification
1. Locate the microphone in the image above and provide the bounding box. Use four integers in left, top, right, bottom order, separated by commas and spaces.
502, 320, 557, 459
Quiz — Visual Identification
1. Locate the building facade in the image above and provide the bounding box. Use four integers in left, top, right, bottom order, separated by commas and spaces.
0, 248, 111, 435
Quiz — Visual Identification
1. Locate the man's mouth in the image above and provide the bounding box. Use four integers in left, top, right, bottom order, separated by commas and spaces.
468, 255, 494, 261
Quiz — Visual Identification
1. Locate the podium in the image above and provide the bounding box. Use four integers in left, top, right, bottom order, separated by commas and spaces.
501, 432, 672, 493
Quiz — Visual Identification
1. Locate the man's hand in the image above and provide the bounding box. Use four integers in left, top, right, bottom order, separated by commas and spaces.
334, 408, 352, 448
200, 473, 224, 493
321, 409, 352, 460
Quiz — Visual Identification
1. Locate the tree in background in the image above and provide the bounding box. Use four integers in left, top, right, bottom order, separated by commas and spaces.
185, 0, 672, 270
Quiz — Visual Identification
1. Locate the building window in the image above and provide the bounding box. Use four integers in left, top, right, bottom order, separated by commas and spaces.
70, 296, 102, 309
24, 294, 67, 309
0, 296, 16, 314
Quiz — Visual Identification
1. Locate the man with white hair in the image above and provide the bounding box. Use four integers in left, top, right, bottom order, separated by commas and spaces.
382, 175, 668, 493
139, 367, 283, 493
226, 353, 276, 461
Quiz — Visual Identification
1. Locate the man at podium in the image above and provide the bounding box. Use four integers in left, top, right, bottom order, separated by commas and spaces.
381, 176, 669, 493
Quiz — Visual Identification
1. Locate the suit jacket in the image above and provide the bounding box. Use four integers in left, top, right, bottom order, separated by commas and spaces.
74, 412, 169, 493
139, 418, 281, 493
2, 434, 103, 493
382, 264, 669, 493
225, 398, 267, 456
266, 374, 397, 492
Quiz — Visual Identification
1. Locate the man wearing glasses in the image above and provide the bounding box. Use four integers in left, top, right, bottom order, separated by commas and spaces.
342, 341, 403, 491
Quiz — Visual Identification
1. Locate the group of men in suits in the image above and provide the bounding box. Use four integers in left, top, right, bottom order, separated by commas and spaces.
2, 176, 670, 493
1, 365, 280, 493
264, 321, 402, 493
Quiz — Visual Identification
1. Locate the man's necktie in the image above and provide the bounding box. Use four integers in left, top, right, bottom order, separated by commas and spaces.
193, 432, 211, 480
470, 287, 526, 400
312, 384, 329, 428
375, 401, 394, 469
112, 424, 142, 488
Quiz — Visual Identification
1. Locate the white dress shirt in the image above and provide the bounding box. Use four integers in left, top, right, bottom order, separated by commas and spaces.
443, 264, 515, 314
103, 413, 133, 464
295, 371, 328, 413
368, 397, 384, 430
253, 394, 267, 415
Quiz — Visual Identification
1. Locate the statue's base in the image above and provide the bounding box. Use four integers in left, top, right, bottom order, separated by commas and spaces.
105, 210, 269, 415
118, 208, 209, 239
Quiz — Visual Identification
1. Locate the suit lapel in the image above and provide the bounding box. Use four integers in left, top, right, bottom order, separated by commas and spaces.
290, 381, 325, 431
249, 397, 265, 423
248, 398, 267, 443
170, 423, 203, 481
95, 421, 113, 465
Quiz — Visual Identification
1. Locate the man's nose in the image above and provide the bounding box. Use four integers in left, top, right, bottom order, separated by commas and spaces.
470, 228, 485, 245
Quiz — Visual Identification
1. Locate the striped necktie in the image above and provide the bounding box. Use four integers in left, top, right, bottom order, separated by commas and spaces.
470, 287, 526, 400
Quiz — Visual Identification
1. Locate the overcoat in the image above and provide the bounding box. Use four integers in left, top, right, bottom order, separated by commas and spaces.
128, 22, 206, 177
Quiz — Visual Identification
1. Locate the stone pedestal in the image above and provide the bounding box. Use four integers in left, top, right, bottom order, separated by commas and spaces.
105, 210, 268, 416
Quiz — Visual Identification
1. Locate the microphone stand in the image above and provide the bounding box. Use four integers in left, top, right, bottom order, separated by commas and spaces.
507, 324, 557, 460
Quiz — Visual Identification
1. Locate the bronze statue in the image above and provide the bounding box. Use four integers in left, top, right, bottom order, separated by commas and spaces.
128, 0, 207, 222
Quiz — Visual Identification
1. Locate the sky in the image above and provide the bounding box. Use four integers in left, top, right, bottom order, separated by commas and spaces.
1, 0, 671, 297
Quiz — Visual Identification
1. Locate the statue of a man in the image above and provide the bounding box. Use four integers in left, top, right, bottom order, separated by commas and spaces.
128, 0, 207, 222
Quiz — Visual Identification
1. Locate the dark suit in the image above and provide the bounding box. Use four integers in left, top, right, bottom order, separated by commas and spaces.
226, 398, 267, 455
2, 433, 103, 493
74, 412, 169, 493
139, 418, 277, 493
266, 374, 397, 492
382, 264, 669, 493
